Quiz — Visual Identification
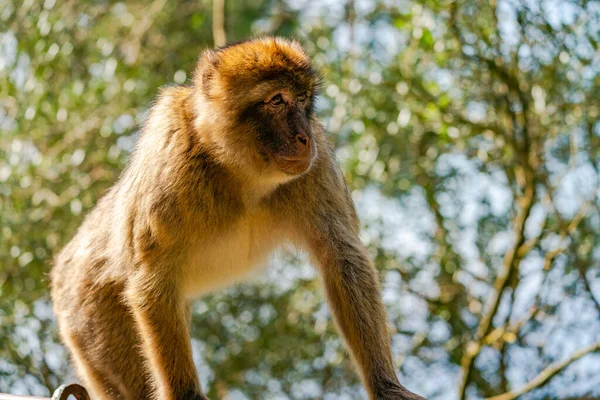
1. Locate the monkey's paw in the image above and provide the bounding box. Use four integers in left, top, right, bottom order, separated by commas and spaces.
179, 390, 210, 400
379, 389, 426, 400
376, 380, 427, 400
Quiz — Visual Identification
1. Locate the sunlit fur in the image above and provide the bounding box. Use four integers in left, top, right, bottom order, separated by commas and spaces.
51, 37, 424, 400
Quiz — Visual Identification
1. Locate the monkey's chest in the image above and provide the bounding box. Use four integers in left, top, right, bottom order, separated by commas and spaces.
182, 220, 281, 299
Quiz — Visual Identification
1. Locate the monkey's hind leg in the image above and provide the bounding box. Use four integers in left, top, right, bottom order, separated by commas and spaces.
63, 331, 126, 399
62, 316, 151, 399
58, 282, 152, 400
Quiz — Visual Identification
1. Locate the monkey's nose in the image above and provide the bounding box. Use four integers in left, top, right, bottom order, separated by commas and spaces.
277, 133, 315, 174
296, 133, 310, 149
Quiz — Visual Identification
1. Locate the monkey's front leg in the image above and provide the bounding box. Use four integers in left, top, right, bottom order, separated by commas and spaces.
310, 235, 424, 400
126, 270, 208, 400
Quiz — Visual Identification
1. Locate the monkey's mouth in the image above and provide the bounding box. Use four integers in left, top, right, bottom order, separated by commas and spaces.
274, 153, 315, 175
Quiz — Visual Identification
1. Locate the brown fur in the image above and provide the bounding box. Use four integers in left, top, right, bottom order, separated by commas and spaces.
50, 37, 424, 400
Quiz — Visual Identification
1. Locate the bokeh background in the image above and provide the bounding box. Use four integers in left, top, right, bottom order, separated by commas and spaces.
1, 0, 600, 399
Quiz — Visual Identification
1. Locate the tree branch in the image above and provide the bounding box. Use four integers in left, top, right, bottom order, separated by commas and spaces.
485, 342, 600, 400
212, 0, 227, 47
121, 0, 169, 64
576, 259, 600, 315
457, 176, 535, 399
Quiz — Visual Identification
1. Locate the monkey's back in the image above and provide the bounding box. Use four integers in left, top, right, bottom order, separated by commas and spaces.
48, 85, 249, 397
51, 86, 196, 308
51, 187, 126, 327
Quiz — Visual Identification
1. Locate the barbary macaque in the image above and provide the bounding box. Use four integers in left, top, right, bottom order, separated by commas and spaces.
51, 37, 424, 400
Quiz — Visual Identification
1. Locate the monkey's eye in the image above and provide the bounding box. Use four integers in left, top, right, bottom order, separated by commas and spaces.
297, 92, 307, 103
269, 94, 285, 106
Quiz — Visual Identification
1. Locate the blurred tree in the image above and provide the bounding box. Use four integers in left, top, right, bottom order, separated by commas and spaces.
1, 0, 599, 399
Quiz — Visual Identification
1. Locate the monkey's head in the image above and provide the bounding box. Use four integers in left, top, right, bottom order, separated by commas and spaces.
193, 37, 321, 182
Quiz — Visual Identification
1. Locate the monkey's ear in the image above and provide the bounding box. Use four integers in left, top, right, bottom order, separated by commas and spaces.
192, 49, 220, 97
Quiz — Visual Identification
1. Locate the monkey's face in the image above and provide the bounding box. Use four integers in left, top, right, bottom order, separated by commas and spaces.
252, 89, 317, 176
194, 37, 322, 181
